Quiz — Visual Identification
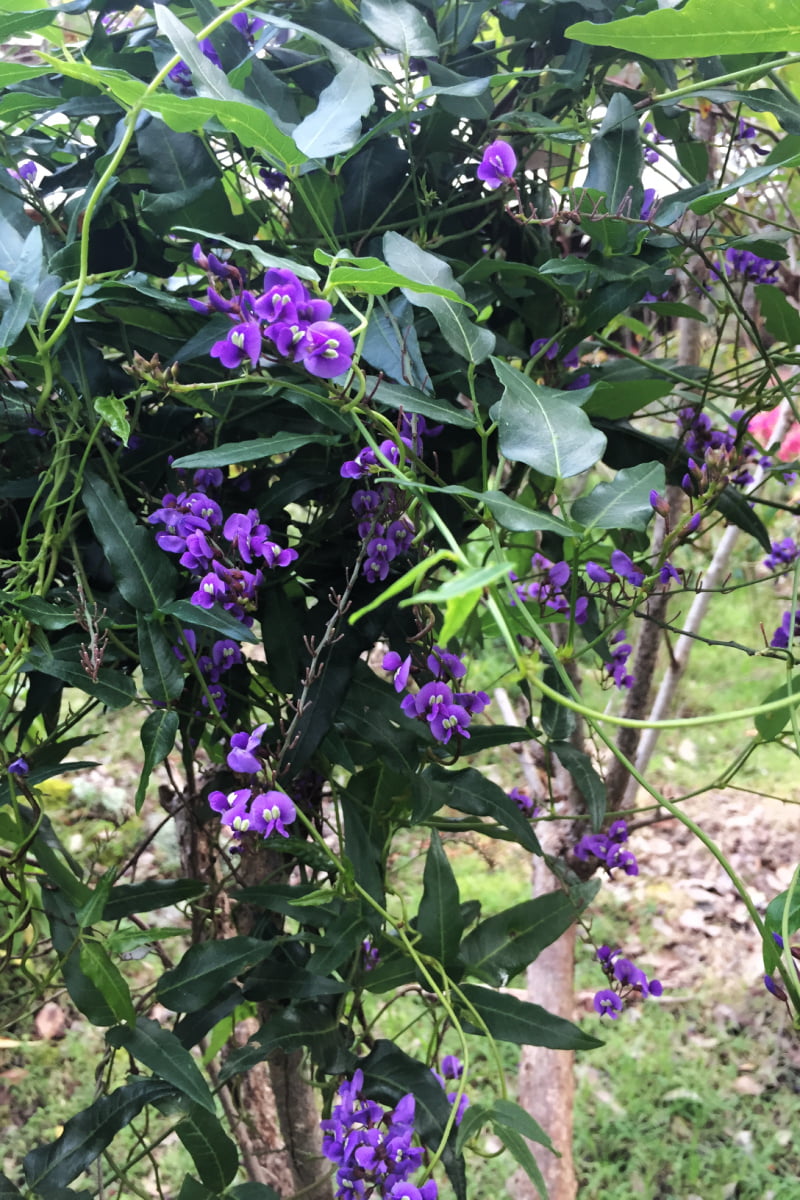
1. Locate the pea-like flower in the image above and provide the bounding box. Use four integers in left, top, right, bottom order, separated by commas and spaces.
296, 321, 355, 379
227, 723, 268, 774
477, 139, 517, 189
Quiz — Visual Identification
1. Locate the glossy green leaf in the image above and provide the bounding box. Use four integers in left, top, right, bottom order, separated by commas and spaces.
372, 379, 475, 428
550, 742, 607, 830
571, 462, 665, 533
23, 1079, 175, 1193
294, 59, 376, 157
584, 93, 642, 212
412, 764, 541, 854
308, 905, 365, 974
103, 878, 207, 922
160, 599, 259, 643
491, 1126, 547, 1198
79, 940, 136, 1026
416, 831, 463, 969
407, 560, 513, 605
754, 674, 800, 741
490, 1097, 555, 1151
15, 595, 77, 630
766, 884, 800, 940
383, 232, 495, 364
689, 138, 800, 215
157, 937, 276, 1013
171, 433, 338, 469
461, 893, 583, 986
478, 491, 574, 536
0, 224, 43, 350
490, 359, 606, 480
0, 1171, 23, 1200
137, 614, 185, 704
567, 0, 800, 56
360, 0, 438, 55
82, 473, 177, 612
135, 708, 179, 813
218, 1005, 352, 1080
23, 645, 136, 711
178, 1176, 217, 1200
174, 1104, 238, 1192
93, 395, 130, 444
106, 1018, 215, 1112
755, 284, 800, 345
459, 984, 602, 1049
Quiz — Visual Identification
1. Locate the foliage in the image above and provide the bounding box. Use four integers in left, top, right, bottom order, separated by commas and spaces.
4, 0, 800, 1196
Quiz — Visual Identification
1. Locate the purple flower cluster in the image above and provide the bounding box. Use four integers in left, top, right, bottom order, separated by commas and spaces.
511, 553, 588, 624
734, 118, 768, 155
641, 120, 666, 165
764, 537, 799, 573
321, 1069, 437, 1200
717, 246, 778, 285
604, 630, 634, 690
149, 487, 297, 624
529, 338, 580, 370
341, 417, 439, 583
676, 405, 764, 490
593, 944, 662, 1019
383, 646, 490, 746
508, 787, 540, 818
191, 248, 354, 380
362, 939, 380, 972
477, 139, 516, 190
770, 609, 800, 649
173, 628, 243, 716
208, 786, 296, 839
575, 818, 638, 877
586, 551, 645, 589
431, 1055, 469, 1125
8, 160, 35, 184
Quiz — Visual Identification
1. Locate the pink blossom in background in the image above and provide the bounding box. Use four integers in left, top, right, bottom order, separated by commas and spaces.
748, 406, 800, 462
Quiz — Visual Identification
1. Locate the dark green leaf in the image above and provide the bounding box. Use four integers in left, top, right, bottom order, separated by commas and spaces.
137, 614, 185, 704
372, 379, 475, 428
360, 0, 438, 55
106, 1018, 216, 1112
550, 742, 607, 829
219, 1005, 353, 1080
0, 1172, 23, 1200
136, 709, 179, 813
177, 1177, 217, 1200
584, 93, 642, 213
492, 1127, 548, 1198
15, 596, 77, 630
79, 940, 136, 1026
23, 646, 136, 711
157, 937, 276, 1013
416, 831, 463, 969
341, 794, 386, 912
103, 878, 207, 922
755, 284, 800, 345
490, 359, 606, 480
308, 905, 365, 974
42, 890, 116, 1027
23, 1080, 175, 1192
754, 674, 800, 741
571, 462, 665, 533
766, 885, 800, 942
478, 491, 574, 537
160, 599, 258, 643
412, 764, 540, 854
82, 473, 177, 612
227, 1186, 281, 1200
490, 1097, 555, 1151
461, 893, 584, 986
383, 232, 495, 364
459, 984, 602, 1049
174, 1104, 238, 1192
294, 58, 378, 157
171, 434, 338, 469
541, 666, 576, 742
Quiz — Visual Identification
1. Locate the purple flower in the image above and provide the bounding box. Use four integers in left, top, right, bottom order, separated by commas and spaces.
607, 819, 628, 843
509, 787, 539, 817
765, 974, 787, 1000
227, 723, 268, 774
610, 550, 644, 587
586, 561, 612, 584
613, 958, 646, 989
640, 187, 657, 221
426, 646, 467, 680
659, 562, 680, 585
440, 1055, 463, 1080
605, 845, 639, 875
296, 321, 354, 379
605, 630, 634, 689
9, 160, 36, 183
383, 651, 412, 692
8, 757, 29, 776
574, 833, 611, 862
593, 989, 623, 1018
210, 322, 263, 370
476, 139, 517, 189
248, 790, 296, 838
530, 337, 560, 361
362, 938, 380, 971
771, 609, 800, 649
764, 537, 799, 573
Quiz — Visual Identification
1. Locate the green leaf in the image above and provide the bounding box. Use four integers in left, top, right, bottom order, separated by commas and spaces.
79, 941, 136, 1026
478, 491, 574, 537
416, 831, 463, 969
135, 709, 179, 813
491, 1126, 548, 1198
754, 674, 800, 741
571, 462, 665, 533
308, 905, 365, 974
490, 1097, 555, 1152
413, 764, 541, 855
0, 224, 44, 350
82, 473, 177, 612
490, 359, 606, 480
174, 1104, 238, 1192
106, 1018, 216, 1112
584, 93, 642, 213
218, 1005, 352, 1079
689, 138, 800, 215
160, 599, 258, 643
766, 885, 800, 940
459, 984, 602, 1050
0, 1171, 23, 1200
171, 433, 338, 469
173, 228, 318, 282
23, 645, 136, 711
75, 872, 116, 931
567, 0, 800, 56
383, 232, 495, 364
103, 878, 207, 922
157, 938, 276, 1013
178, 1177, 217, 1200
755, 284, 800, 345
461, 893, 584, 986
407, 560, 513, 605
23, 1080, 176, 1193
341, 794, 385, 911
137, 614, 185, 704
371, 379, 475, 428
227, 1186, 280, 1200
549, 742, 607, 830
294, 59, 376, 158
15, 595, 77, 630
93, 395, 130, 445
360, 0, 438, 55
